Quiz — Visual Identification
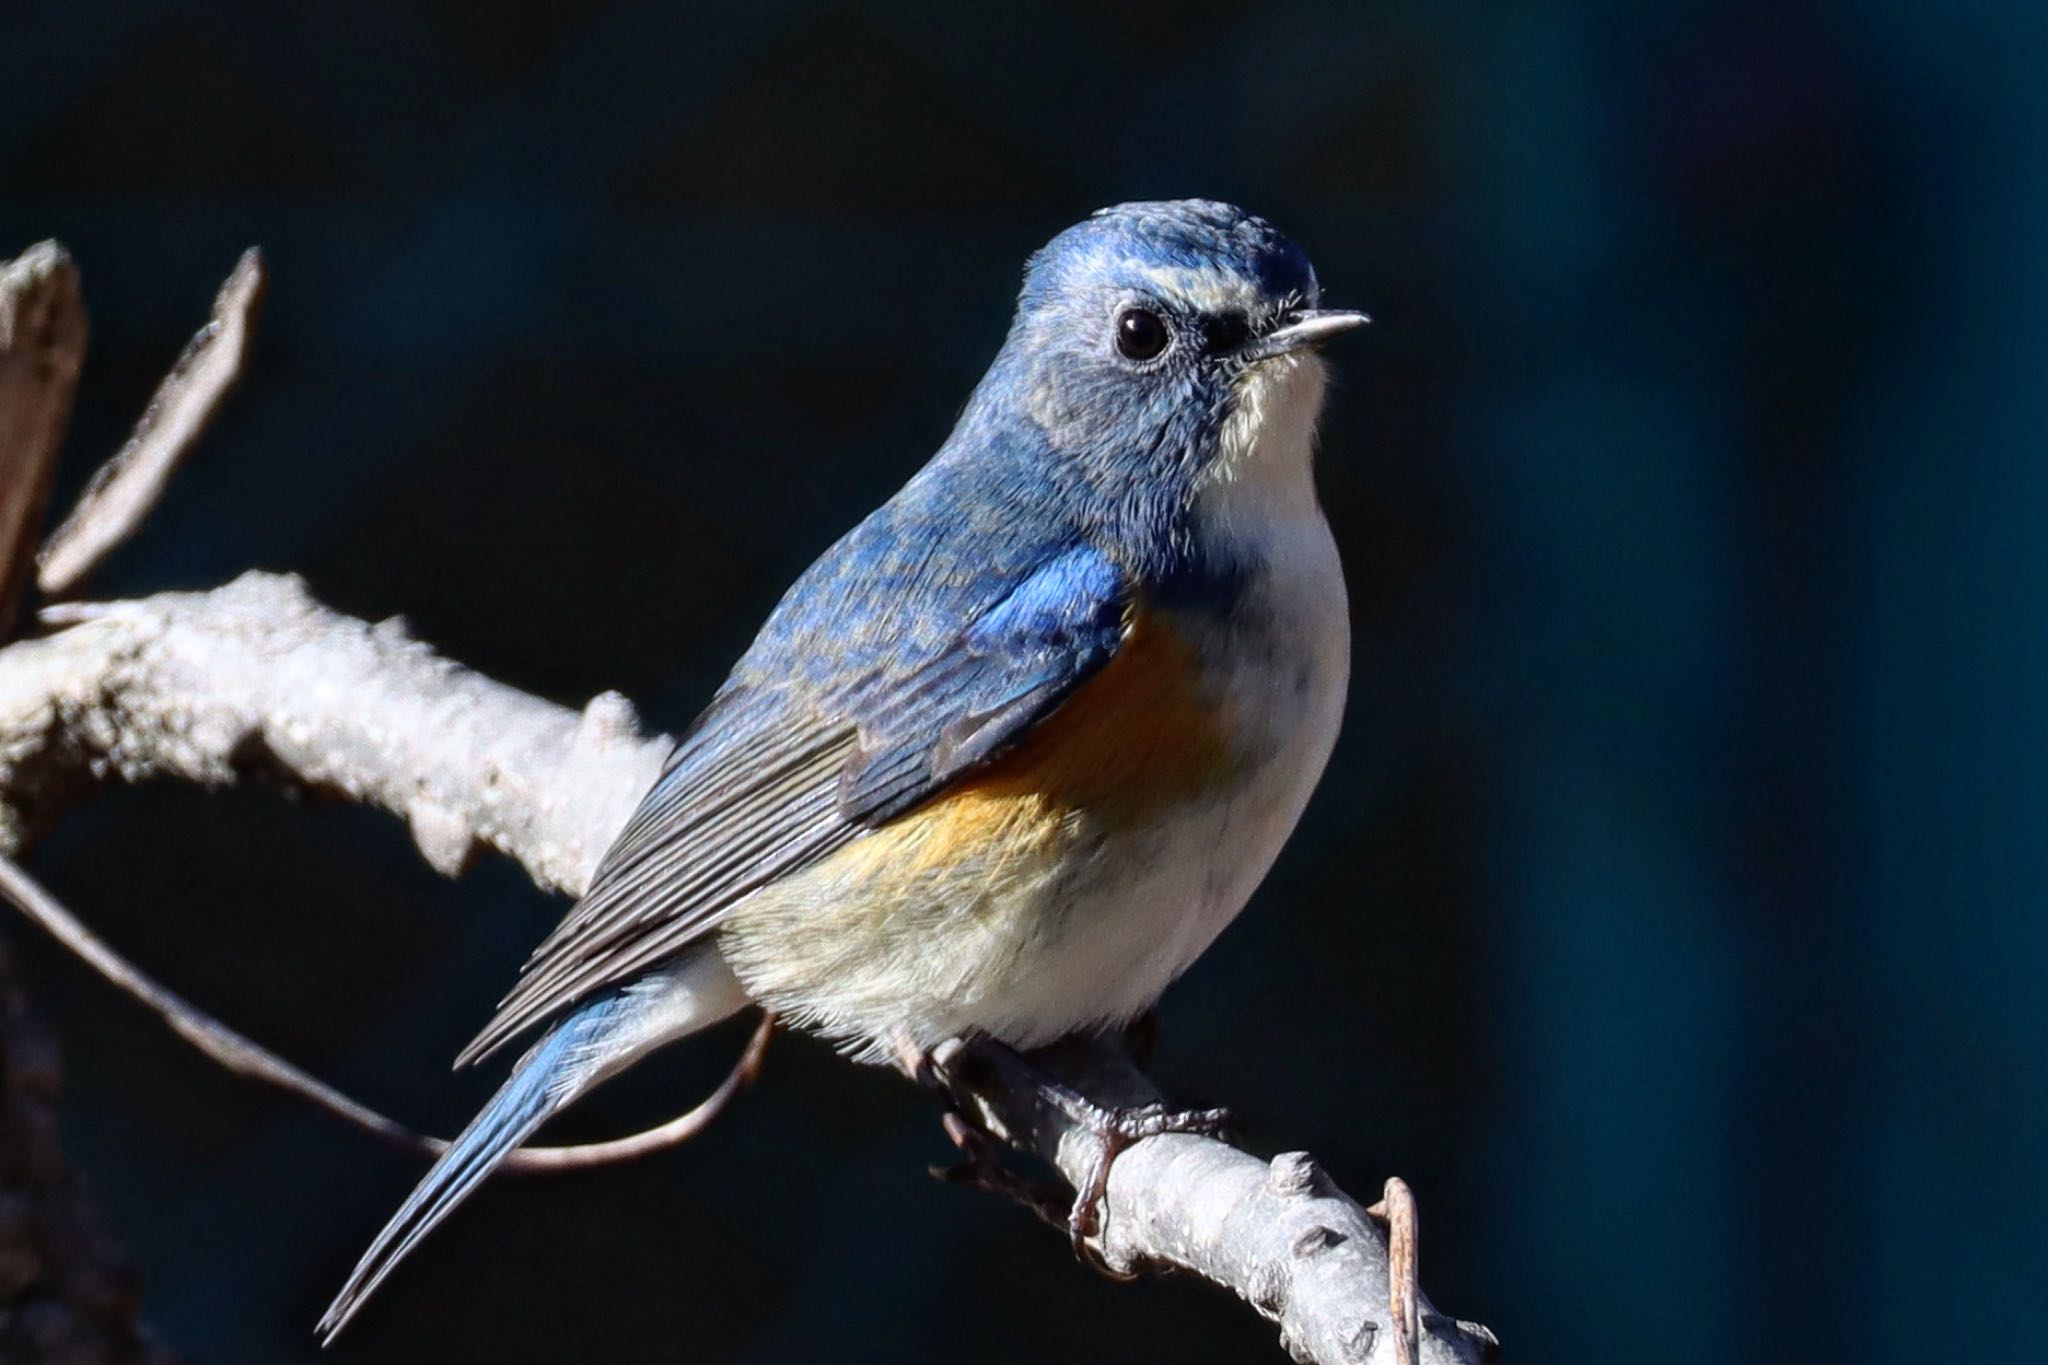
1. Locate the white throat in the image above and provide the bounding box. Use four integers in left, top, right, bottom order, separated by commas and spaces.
1194, 352, 1331, 531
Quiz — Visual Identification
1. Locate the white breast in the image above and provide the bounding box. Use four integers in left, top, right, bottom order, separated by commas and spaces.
984, 351, 1353, 1041
720, 350, 1353, 1058
1069, 519, 1348, 1024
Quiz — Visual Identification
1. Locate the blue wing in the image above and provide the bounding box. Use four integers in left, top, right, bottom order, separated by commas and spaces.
837, 544, 1127, 824
457, 508, 1130, 1066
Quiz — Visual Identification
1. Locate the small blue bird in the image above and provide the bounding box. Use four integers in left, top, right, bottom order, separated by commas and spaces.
318, 199, 1365, 1338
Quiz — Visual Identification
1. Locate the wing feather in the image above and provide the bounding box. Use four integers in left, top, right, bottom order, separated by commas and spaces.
455, 711, 857, 1066
456, 538, 1130, 1068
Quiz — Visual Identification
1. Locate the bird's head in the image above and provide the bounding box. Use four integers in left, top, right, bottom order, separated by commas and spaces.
971, 200, 1366, 540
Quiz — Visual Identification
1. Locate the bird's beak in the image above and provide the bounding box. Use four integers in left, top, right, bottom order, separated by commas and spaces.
1253, 308, 1371, 358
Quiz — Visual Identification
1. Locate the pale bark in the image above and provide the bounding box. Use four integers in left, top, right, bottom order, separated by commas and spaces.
0, 242, 86, 639
0, 573, 1495, 1365
0, 240, 1496, 1365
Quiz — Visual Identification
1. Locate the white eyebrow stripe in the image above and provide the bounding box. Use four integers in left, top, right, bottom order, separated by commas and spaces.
1130, 262, 1262, 314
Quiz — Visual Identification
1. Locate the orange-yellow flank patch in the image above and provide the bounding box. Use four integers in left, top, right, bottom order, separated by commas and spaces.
831, 605, 1236, 884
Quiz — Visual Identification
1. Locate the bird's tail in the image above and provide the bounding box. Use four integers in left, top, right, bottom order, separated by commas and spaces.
316, 949, 747, 1342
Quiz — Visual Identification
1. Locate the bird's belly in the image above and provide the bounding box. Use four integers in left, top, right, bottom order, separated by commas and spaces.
720, 521, 1348, 1061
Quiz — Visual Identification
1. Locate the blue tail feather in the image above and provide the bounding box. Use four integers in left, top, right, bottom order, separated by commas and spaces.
316, 997, 621, 1343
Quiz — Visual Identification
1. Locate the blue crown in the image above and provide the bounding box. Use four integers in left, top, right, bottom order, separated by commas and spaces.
1022, 200, 1320, 311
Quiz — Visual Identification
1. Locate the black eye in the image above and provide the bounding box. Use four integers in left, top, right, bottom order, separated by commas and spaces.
1115, 307, 1169, 361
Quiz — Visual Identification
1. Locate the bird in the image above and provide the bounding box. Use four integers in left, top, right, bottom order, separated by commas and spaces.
317, 199, 1366, 1340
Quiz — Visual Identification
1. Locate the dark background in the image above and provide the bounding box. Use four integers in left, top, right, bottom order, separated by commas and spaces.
3, 2, 2042, 1362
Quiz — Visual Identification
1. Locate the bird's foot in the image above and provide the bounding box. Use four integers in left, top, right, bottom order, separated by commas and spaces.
931, 1109, 1074, 1229
954, 1039, 1231, 1271
911, 1033, 1231, 1278
888, 1035, 1056, 1219
899, 1031, 1077, 1229
890, 1028, 940, 1089
1053, 1095, 1232, 1265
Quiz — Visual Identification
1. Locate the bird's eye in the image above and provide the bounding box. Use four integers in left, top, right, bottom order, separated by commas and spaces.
1115, 308, 1169, 362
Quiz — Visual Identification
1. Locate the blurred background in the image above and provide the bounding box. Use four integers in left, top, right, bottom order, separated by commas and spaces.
2, 1, 2042, 1361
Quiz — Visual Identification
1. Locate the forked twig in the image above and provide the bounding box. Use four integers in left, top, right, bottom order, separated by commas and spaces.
0, 242, 1497, 1365
37, 248, 265, 596
0, 854, 771, 1172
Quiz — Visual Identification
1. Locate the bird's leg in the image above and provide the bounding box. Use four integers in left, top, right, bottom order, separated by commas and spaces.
944, 1037, 1232, 1270
1052, 1090, 1232, 1261
896, 1029, 1073, 1227
932, 1109, 1073, 1230
889, 1027, 940, 1089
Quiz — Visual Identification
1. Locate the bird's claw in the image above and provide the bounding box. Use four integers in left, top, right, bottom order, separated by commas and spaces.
1060, 1099, 1233, 1273
931, 1110, 1073, 1228
914, 1035, 1231, 1280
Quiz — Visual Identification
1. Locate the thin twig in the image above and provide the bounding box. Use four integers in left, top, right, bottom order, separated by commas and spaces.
0, 853, 771, 1172
0, 246, 1500, 1362
0, 241, 87, 639
499, 1011, 776, 1172
36, 247, 265, 596
0, 571, 1494, 1363
1370, 1177, 1421, 1365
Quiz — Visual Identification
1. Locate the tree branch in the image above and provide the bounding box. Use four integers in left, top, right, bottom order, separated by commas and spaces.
0, 239, 178, 1364
0, 852, 778, 1174
35, 248, 265, 598
0, 572, 1496, 1364
0, 572, 671, 886
0, 242, 87, 641
0, 236, 1493, 1365
936, 1038, 1494, 1365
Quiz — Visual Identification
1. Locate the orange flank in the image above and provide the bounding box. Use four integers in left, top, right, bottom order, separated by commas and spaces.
830, 605, 1237, 883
